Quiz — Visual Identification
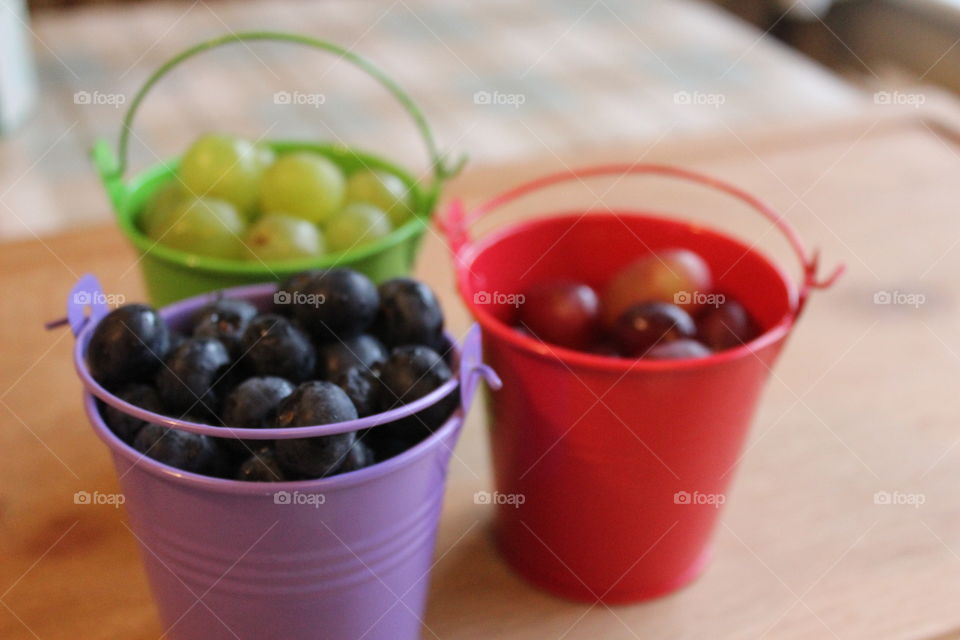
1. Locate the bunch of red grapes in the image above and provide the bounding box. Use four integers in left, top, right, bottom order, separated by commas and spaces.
516, 248, 759, 360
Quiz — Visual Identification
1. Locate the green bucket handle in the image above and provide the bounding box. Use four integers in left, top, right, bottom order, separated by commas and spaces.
91, 30, 465, 212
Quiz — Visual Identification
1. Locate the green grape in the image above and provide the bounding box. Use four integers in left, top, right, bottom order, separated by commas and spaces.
325, 203, 392, 253
243, 213, 325, 262
346, 169, 414, 226
259, 152, 345, 224
140, 180, 188, 237
179, 134, 266, 217
146, 196, 246, 259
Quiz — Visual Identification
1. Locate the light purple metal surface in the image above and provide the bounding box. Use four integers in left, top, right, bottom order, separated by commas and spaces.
69, 275, 501, 640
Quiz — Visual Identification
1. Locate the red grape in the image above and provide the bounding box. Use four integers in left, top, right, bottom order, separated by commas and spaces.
518, 280, 599, 350
696, 298, 758, 351
611, 301, 696, 357
645, 338, 712, 360
600, 249, 713, 327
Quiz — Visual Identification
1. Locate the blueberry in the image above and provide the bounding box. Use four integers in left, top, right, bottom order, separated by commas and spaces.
334, 366, 379, 418
364, 430, 418, 462
217, 376, 294, 456
291, 269, 379, 340
372, 278, 444, 349
192, 297, 258, 357
338, 440, 374, 473
316, 334, 387, 381
240, 314, 316, 383
273, 381, 358, 478
102, 384, 165, 443
133, 423, 219, 474
87, 304, 172, 389
235, 446, 287, 482
275, 270, 322, 316
377, 345, 458, 440
221, 376, 296, 428
435, 333, 456, 368
156, 337, 233, 416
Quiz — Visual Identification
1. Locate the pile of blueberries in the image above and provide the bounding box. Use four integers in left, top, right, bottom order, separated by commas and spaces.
87, 269, 458, 482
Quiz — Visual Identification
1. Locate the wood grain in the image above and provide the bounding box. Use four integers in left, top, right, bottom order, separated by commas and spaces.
4, 106, 960, 639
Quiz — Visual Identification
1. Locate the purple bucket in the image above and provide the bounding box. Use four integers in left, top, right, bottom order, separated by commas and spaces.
66, 274, 500, 640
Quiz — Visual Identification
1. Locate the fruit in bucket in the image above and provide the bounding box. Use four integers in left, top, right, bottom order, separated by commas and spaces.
696, 298, 758, 351
325, 203, 392, 253
511, 247, 758, 360
145, 196, 247, 259
137, 134, 421, 263
243, 213, 326, 262
346, 169, 414, 226
260, 152, 345, 223
516, 281, 599, 350
86, 268, 459, 481
179, 134, 270, 217
611, 301, 696, 357
600, 248, 712, 326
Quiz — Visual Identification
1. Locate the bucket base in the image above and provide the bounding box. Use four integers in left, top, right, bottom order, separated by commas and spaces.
495, 530, 712, 605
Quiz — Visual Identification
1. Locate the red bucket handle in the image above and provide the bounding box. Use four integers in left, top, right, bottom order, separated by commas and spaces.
439, 163, 843, 314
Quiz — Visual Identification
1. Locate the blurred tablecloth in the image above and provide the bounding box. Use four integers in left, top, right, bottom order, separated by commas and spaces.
0, 0, 862, 239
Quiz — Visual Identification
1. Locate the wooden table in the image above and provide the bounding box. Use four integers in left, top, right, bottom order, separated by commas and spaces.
4, 105, 960, 639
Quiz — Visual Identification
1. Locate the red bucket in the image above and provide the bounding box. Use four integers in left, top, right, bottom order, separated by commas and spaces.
440, 165, 842, 603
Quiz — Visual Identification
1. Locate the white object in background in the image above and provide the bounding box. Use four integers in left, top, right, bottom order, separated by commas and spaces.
0, 0, 37, 134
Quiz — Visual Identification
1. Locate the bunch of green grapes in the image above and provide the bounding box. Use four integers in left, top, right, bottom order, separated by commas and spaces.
140, 134, 417, 263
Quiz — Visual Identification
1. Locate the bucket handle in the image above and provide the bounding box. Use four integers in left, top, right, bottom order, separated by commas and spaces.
91, 30, 465, 212
439, 164, 844, 314
51, 275, 501, 438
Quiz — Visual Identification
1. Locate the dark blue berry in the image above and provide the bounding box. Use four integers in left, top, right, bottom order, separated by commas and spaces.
377, 345, 458, 440
338, 440, 374, 473
235, 446, 287, 482
372, 278, 444, 349
87, 304, 172, 389
156, 337, 232, 416
241, 314, 316, 383
292, 269, 379, 340
192, 297, 258, 357
316, 334, 386, 381
334, 365, 379, 418
219, 376, 295, 457
133, 423, 219, 474
102, 383, 165, 443
221, 376, 296, 428
273, 381, 358, 478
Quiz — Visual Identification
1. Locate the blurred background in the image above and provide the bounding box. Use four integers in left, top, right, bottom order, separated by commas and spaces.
0, 0, 952, 239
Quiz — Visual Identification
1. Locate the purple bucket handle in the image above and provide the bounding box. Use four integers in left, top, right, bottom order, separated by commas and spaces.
56, 273, 110, 335
458, 324, 501, 412
58, 276, 501, 439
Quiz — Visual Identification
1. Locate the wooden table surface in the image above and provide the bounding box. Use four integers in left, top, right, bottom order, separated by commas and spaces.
4, 105, 960, 639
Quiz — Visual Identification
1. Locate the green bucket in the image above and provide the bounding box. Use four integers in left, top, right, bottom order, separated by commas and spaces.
91, 31, 463, 306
